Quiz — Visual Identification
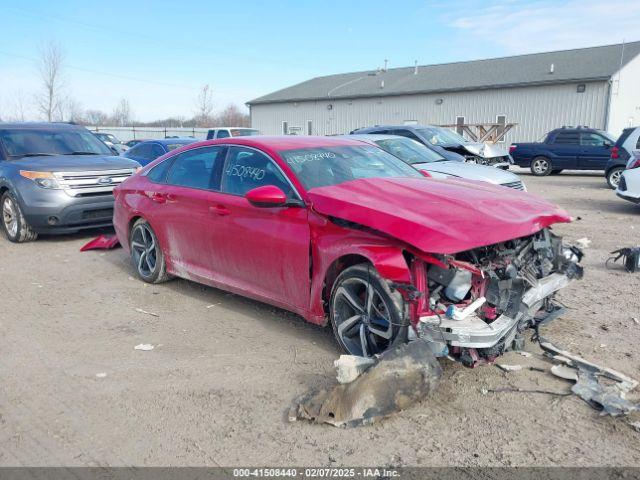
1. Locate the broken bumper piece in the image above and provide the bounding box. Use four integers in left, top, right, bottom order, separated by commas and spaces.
418, 271, 573, 352
419, 313, 518, 349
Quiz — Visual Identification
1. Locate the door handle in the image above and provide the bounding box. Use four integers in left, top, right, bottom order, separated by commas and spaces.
150, 192, 166, 204
210, 204, 231, 216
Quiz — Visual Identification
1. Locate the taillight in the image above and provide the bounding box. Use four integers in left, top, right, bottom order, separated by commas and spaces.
611, 146, 619, 159
629, 158, 640, 169
509, 145, 517, 153
419, 169, 432, 177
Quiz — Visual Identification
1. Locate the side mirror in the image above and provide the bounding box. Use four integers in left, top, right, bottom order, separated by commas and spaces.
604, 142, 612, 148
245, 185, 287, 207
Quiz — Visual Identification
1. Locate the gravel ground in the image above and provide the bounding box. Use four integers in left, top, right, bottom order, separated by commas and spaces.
1, 169, 639, 467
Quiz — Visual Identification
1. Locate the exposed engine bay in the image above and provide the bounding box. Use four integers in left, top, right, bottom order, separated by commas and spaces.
407, 228, 583, 367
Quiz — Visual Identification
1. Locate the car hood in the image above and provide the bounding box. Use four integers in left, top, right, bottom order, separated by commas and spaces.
10, 155, 140, 171
414, 161, 520, 185
307, 177, 570, 254
461, 142, 509, 159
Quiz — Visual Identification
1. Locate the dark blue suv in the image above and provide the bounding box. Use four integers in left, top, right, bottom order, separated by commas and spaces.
510, 126, 617, 176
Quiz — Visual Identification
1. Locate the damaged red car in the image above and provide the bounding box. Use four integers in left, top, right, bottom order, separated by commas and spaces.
113, 136, 582, 366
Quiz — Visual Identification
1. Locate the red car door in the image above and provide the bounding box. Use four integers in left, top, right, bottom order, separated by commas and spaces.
211, 145, 311, 313
150, 145, 228, 280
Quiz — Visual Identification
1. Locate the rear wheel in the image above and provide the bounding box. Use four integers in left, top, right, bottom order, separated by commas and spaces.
130, 219, 170, 283
1, 191, 38, 243
531, 157, 552, 176
330, 264, 408, 357
606, 166, 624, 189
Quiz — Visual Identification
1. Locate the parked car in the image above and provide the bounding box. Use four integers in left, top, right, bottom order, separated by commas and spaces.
0, 122, 139, 242
122, 138, 197, 166
93, 132, 129, 154
349, 134, 526, 190
113, 136, 581, 365
510, 126, 617, 177
615, 151, 640, 205
352, 124, 511, 168
125, 139, 147, 148
606, 126, 640, 189
206, 127, 260, 140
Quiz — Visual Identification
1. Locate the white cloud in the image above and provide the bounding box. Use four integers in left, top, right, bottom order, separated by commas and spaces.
447, 0, 640, 54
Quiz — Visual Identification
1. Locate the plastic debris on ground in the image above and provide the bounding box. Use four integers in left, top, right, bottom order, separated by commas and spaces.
497, 364, 523, 372
134, 308, 159, 317
80, 234, 120, 252
289, 340, 441, 428
575, 237, 591, 249
134, 344, 154, 351
334, 355, 376, 384
540, 337, 639, 416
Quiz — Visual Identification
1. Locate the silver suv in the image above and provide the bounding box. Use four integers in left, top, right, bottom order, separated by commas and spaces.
0, 123, 140, 242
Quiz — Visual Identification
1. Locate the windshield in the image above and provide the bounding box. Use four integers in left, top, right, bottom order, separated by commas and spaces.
230, 129, 260, 137
280, 145, 422, 190
0, 129, 114, 158
373, 138, 446, 164
417, 127, 469, 147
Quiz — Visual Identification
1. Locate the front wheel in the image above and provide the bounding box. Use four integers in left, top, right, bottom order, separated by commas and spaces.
330, 264, 408, 357
531, 157, 552, 176
606, 167, 624, 189
130, 219, 170, 283
1, 191, 38, 243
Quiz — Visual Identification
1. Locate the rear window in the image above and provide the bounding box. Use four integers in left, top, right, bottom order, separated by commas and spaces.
230, 129, 259, 137
615, 128, 634, 148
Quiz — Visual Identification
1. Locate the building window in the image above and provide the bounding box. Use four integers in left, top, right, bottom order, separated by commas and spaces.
307, 120, 313, 136
577, 84, 586, 93
282, 121, 288, 135
455, 116, 465, 136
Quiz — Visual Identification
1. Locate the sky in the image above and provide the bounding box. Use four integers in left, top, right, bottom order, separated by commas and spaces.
1, 0, 639, 122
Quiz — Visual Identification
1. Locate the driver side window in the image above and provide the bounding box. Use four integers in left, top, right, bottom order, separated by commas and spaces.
221, 146, 294, 198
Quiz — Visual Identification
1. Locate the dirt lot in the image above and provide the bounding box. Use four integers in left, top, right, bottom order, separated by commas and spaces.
1, 169, 639, 467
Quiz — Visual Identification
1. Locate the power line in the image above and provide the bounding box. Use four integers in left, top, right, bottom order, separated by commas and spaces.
0, 49, 199, 90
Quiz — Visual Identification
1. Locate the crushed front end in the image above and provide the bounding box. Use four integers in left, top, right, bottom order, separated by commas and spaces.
405, 228, 583, 367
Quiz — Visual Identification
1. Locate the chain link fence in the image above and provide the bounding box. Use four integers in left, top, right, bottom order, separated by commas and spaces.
86, 126, 212, 142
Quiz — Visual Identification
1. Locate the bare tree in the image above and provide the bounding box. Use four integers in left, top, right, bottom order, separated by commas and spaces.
85, 109, 108, 126
36, 41, 65, 122
111, 98, 133, 126
60, 97, 85, 124
214, 103, 250, 127
7, 91, 30, 121
194, 84, 214, 127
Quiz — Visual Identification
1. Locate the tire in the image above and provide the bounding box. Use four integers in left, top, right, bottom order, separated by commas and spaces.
550, 169, 564, 175
530, 156, 552, 176
1, 191, 38, 243
606, 167, 625, 189
130, 218, 170, 284
329, 263, 408, 357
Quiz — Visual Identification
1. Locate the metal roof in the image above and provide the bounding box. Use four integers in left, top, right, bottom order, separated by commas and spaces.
248, 41, 640, 105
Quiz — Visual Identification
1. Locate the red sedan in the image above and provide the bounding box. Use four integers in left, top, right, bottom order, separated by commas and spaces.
113, 136, 581, 365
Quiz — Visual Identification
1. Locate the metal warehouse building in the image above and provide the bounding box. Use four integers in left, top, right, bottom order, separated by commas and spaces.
248, 42, 640, 142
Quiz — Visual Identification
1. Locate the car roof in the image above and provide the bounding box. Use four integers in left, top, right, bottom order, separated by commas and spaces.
348, 133, 407, 142
208, 127, 257, 130
191, 135, 368, 151
356, 124, 437, 131
136, 138, 197, 146
0, 122, 84, 130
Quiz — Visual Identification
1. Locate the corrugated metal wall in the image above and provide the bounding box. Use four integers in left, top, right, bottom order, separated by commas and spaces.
250, 81, 609, 142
